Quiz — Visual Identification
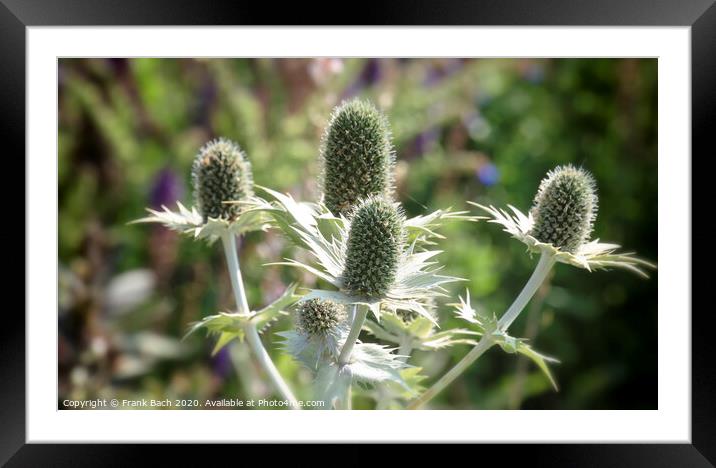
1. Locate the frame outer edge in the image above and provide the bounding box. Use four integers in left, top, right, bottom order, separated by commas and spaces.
2, 0, 708, 462
691, 1, 716, 466
0, 0, 714, 25
0, 1, 27, 466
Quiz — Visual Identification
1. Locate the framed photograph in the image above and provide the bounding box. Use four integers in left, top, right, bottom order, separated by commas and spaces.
4, 0, 709, 464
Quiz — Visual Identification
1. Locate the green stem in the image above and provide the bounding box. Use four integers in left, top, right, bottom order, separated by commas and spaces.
338, 304, 367, 366
220, 233, 299, 407
407, 251, 556, 410
334, 304, 368, 410
508, 272, 552, 409
497, 251, 556, 331
397, 333, 414, 363
407, 335, 495, 410
221, 233, 250, 315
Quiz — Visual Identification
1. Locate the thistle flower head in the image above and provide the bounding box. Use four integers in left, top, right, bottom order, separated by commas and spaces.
342, 196, 405, 298
296, 298, 347, 337
191, 138, 254, 222
320, 99, 395, 216
529, 165, 598, 253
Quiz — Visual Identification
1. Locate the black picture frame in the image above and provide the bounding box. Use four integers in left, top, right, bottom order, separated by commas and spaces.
3, 0, 710, 465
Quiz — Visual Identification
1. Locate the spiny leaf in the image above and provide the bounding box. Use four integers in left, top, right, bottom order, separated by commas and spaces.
211, 331, 242, 356
362, 319, 401, 344
185, 312, 250, 354
515, 342, 560, 391
313, 363, 353, 409
348, 343, 410, 389
253, 283, 299, 334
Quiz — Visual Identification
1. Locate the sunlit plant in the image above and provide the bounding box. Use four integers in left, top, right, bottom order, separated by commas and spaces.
134, 99, 655, 410
132, 138, 299, 405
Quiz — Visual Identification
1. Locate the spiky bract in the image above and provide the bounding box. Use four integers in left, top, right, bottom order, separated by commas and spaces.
191, 138, 254, 222
529, 165, 598, 253
320, 99, 394, 216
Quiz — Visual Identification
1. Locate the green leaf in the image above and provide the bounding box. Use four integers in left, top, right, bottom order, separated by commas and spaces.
515, 342, 560, 391
252, 283, 299, 334
488, 325, 560, 392
211, 331, 243, 356
185, 312, 250, 354
407, 315, 436, 339
363, 319, 401, 344
387, 367, 428, 399
378, 311, 410, 335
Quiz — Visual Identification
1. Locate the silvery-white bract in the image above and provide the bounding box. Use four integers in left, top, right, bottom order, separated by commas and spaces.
131, 198, 272, 244
257, 187, 478, 323
470, 203, 656, 277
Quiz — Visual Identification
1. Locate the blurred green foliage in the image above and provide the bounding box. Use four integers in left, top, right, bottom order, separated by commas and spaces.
58, 58, 657, 410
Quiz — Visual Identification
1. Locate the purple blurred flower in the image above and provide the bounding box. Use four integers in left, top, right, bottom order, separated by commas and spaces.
342, 59, 384, 99
195, 79, 217, 127
211, 346, 232, 379
150, 168, 184, 209
476, 163, 500, 186
108, 58, 129, 77
424, 59, 464, 87
412, 127, 440, 156
360, 59, 383, 86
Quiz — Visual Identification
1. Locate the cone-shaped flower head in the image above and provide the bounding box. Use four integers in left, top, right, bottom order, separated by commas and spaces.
342, 196, 405, 298
529, 165, 598, 253
296, 298, 347, 337
191, 138, 254, 222
320, 99, 395, 216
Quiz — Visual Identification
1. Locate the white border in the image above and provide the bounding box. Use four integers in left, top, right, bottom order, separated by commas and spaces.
28, 27, 690, 443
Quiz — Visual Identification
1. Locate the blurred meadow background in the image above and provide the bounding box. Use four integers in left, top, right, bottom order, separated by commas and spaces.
58, 58, 657, 410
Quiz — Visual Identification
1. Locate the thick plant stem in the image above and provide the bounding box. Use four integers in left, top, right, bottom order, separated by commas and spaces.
335, 304, 367, 410
338, 304, 367, 366
220, 233, 299, 406
407, 251, 556, 410
397, 333, 413, 363
243, 323, 298, 405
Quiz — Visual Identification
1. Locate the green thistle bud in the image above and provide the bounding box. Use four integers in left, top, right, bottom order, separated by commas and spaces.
191, 138, 254, 222
342, 197, 405, 298
529, 165, 598, 253
320, 99, 395, 216
296, 298, 347, 337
